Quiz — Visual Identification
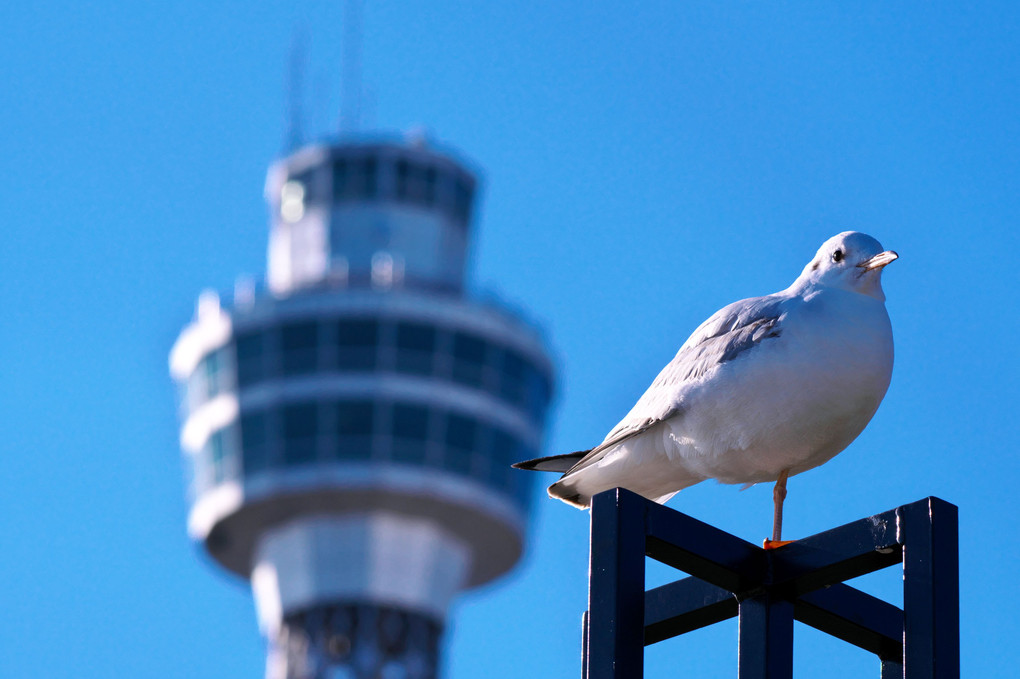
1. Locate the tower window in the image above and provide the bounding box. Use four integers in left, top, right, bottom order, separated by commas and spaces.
335, 400, 374, 438
395, 322, 436, 375
395, 159, 410, 200
281, 321, 319, 375
335, 319, 379, 371
282, 402, 319, 465
207, 430, 226, 483
451, 333, 487, 388
334, 157, 378, 201
199, 348, 227, 401
396, 159, 429, 206
392, 403, 430, 442
235, 331, 267, 387
185, 366, 207, 413
334, 400, 374, 460
332, 160, 349, 199
443, 412, 477, 475
423, 167, 437, 206
363, 158, 378, 199
445, 413, 477, 451
392, 402, 431, 464
241, 411, 271, 473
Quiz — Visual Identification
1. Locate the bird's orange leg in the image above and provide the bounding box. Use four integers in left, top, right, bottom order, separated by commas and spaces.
763, 469, 794, 550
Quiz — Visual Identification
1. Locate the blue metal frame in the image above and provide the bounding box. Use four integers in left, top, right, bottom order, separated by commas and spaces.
582, 489, 959, 679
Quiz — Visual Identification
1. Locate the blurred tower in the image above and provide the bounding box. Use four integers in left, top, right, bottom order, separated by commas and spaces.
169, 136, 555, 678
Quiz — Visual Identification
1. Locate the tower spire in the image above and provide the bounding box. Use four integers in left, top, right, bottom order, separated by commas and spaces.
285, 28, 306, 152
340, 0, 363, 133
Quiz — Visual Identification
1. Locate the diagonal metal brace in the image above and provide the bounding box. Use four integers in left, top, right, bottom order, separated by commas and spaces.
583, 489, 959, 679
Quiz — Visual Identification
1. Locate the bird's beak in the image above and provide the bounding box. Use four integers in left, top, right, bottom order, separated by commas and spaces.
858, 250, 899, 271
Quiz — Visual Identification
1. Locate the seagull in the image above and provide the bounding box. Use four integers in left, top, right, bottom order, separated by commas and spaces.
514, 231, 897, 547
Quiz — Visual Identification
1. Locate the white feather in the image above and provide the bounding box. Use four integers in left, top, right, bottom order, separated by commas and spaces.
547, 232, 896, 509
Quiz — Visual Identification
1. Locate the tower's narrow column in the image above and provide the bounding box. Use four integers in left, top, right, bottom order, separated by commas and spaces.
171, 139, 556, 678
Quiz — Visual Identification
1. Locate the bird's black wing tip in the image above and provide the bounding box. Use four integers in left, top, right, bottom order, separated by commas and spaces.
512, 458, 545, 471
511, 450, 591, 473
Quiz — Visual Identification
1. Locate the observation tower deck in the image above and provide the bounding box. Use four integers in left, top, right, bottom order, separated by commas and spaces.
170, 137, 555, 678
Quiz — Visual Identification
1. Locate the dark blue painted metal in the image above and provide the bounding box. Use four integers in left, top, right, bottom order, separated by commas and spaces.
768, 508, 903, 595
883, 658, 905, 679
738, 593, 794, 679
644, 576, 735, 645
582, 490, 959, 679
581, 611, 589, 679
585, 489, 646, 679
901, 498, 960, 678
644, 499, 765, 592
794, 583, 902, 658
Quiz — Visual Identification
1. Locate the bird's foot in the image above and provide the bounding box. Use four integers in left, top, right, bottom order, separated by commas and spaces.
763, 539, 795, 550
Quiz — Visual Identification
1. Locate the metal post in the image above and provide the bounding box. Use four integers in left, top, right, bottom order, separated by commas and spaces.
901, 498, 960, 679
586, 489, 647, 679
882, 658, 905, 679
583, 607, 591, 676
738, 594, 794, 679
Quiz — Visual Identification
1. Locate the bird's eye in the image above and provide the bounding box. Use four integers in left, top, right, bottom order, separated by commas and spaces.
832, 249, 844, 263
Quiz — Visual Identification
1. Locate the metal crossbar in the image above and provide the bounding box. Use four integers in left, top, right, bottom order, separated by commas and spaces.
582, 489, 959, 679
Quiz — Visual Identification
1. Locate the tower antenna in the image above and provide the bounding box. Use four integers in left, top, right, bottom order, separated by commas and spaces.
340, 0, 363, 133
285, 28, 307, 152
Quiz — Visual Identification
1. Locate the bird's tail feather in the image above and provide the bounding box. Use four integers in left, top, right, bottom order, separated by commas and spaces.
547, 477, 591, 508
546, 482, 680, 510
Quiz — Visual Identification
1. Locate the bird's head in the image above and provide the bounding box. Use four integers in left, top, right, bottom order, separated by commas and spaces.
797, 231, 898, 301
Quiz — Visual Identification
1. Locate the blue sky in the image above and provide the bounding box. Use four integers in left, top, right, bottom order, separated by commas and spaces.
1, 2, 1018, 677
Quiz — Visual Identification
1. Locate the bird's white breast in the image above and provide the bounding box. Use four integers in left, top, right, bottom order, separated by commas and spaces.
664, 288, 893, 485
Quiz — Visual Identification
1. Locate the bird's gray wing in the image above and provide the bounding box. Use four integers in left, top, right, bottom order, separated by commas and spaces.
564, 295, 788, 477
653, 294, 788, 385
